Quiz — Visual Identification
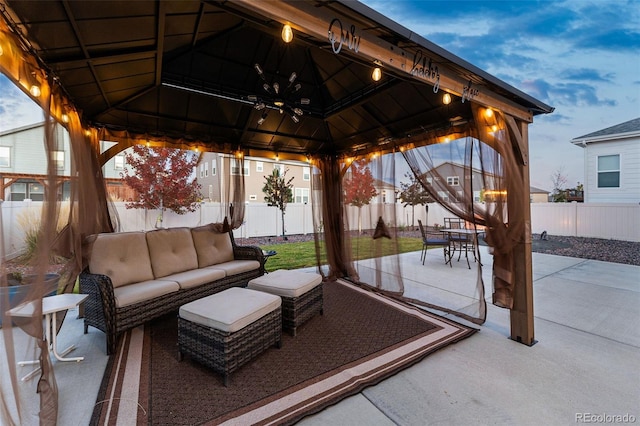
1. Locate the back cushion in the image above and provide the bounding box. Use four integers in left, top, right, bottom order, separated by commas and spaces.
146, 228, 198, 278
191, 225, 234, 268
88, 232, 154, 288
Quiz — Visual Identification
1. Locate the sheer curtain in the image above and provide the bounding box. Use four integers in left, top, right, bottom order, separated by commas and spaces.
311, 103, 525, 325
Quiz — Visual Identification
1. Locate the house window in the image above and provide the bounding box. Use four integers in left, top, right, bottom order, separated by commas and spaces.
295, 188, 309, 204
114, 154, 125, 170
204, 161, 208, 177
474, 191, 481, 202
437, 191, 449, 202
303, 166, 310, 181
231, 158, 249, 175
200, 164, 205, 178
28, 182, 44, 201
211, 159, 216, 176
0, 146, 10, 167
52, 150, 65, 170
256, 161, 264, 172
597, 155, 620, 188
11, 182, 26, 201
382, 191, 387, 203
273, 163, 285, 175
447, 176, 459, 186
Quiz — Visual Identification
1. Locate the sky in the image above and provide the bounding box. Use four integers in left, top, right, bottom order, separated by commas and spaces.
1, 0, 639, 191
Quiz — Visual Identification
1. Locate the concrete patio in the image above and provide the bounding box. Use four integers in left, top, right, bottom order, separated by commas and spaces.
5, 247, 639, 425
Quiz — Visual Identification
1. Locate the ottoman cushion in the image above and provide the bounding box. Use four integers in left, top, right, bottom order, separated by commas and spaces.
179, 287, 281, 333
247, 269, 322, 298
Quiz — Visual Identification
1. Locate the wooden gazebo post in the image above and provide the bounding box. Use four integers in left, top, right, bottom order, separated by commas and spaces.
506, 116, 536, 346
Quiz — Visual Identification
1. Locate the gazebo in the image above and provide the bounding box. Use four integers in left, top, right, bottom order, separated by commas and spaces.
0, 1, 553, 422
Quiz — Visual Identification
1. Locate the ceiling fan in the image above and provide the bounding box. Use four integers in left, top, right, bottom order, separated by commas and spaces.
248, 64, 310, 125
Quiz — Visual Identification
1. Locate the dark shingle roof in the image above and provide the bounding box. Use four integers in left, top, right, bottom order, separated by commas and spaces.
574, 117, 640, 140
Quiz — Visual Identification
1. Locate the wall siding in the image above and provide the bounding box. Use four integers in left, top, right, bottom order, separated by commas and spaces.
584, 138, 640, 203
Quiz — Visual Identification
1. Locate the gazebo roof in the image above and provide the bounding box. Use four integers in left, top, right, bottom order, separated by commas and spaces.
1, 0, 553, 159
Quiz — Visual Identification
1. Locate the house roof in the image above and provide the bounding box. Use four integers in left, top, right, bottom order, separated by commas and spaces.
529, 186, 549, 194
1, 0, 553, 161
571, 117, 640, 145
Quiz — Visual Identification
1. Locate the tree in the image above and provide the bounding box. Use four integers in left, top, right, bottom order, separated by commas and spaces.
399, 171, 434, 227
263, 168, 294, 237
344, 160, 378, 233
550, 167, 568, 202
121, 145, 202, 226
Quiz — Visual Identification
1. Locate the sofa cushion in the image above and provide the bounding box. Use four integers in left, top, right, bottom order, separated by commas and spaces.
88, 232, 154, 288
207, 260, 261, 277
162, 268, 226, 290
113, 279, 180, 308
179, 287, 281, 333
191, 225, 234, 267
146, 228, 198, 278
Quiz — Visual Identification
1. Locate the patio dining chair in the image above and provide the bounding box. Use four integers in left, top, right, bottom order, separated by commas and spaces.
444, 217, 475, 269
417, 219, 450, 266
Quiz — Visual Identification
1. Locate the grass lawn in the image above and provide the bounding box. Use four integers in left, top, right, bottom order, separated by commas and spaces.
260, 236, 423, 272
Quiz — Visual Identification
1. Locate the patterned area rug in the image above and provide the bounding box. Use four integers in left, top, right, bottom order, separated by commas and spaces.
91, 280, 476, 425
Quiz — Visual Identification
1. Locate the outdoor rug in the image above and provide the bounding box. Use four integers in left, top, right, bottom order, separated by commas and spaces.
91, 280, 477, 425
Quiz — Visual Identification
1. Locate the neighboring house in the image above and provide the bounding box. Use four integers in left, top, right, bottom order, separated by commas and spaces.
0, 122, 72, 200
530, 186, 550, 203
571, 117, 640, 203
425, 162, 486, 202
1, 122, 152, 202
198, 152, 312, 204
372, 179, 399, 204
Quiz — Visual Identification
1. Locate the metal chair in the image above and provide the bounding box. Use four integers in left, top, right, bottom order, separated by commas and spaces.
417, 219, 450, 265
444, 217, 475, 269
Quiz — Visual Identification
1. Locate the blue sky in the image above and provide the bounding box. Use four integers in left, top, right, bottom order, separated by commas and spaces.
360, 0, 640, 189
2, 0, 639, 190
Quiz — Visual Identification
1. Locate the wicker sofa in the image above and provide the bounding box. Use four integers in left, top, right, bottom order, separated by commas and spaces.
79, 224, 264, 355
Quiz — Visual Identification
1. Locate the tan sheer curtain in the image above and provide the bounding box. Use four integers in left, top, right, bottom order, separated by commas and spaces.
311, 102, 524, 325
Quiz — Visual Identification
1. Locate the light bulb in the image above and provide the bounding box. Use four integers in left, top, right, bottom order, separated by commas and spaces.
485, 108, 494, 118
281, 24, 293, 43
443, 93, 452, 105
372, 67, 382, 82
30, 85, 41, 97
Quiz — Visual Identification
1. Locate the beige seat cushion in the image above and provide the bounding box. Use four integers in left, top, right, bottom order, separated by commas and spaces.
163, 268, 226, 290
88, 232, 154, 288
207, 260, 261, 277
191, 225, 234, 267
146, 228, 198, 278
247, 269, 322, 298
179, 287, 281, 333
113, 279, 180, 308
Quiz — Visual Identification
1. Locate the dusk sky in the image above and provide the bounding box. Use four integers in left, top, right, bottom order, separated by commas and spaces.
1, 0, 639, 191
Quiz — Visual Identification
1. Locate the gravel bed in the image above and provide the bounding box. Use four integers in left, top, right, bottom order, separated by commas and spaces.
237, 231, 640, 267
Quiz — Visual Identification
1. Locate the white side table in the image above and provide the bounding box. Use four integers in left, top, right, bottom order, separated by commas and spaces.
8, 293, 88, 381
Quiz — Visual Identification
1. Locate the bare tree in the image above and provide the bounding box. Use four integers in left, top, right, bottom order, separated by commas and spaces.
550, 167, 568, 202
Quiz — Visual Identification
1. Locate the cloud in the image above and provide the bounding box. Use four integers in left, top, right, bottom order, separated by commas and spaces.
561, 69, 614, 83
519, 79, 616, 107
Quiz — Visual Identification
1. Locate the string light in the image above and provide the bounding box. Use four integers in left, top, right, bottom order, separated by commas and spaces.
442, 93, 452, 105
372, 67, 382, 82
485, 108, 494, 118
281, 24, 293, 43
29, 85, 41, 97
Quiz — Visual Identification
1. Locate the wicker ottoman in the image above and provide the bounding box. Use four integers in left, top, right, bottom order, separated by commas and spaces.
178, 287, 282, 386
247, 269, 323, 336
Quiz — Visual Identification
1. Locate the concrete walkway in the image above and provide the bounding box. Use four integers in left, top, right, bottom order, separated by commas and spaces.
4, 249, 638, 425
